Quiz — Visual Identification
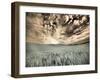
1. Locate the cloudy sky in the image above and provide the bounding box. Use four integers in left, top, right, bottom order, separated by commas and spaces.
26, 12, 89, 44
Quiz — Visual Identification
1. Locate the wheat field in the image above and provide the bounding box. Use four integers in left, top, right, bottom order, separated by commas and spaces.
26, 43, 89, 67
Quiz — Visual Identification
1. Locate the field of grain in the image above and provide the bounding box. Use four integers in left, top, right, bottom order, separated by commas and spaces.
26, 43, 89, 67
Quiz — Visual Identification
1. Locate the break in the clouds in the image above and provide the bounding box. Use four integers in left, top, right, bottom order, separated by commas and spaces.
26, 12, 89, 44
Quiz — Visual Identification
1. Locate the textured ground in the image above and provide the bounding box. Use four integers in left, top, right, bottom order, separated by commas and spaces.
26, 43, 89, 67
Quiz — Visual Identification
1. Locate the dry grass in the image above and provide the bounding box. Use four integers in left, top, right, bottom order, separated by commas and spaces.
26, 43, 89, 67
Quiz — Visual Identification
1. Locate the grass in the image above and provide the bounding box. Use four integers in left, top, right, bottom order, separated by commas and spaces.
26, 43, 89, 67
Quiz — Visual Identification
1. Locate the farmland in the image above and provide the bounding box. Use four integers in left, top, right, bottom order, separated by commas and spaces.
26, 43, 89, 67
